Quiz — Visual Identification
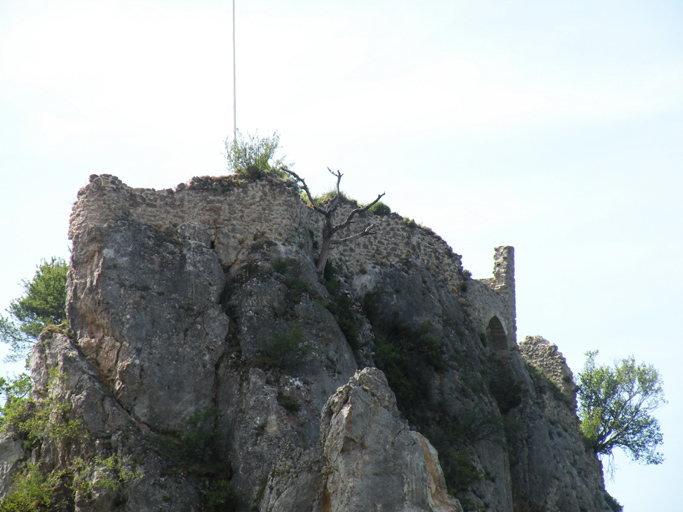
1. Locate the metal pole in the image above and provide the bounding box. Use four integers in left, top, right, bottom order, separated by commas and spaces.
232, 0, 237, 141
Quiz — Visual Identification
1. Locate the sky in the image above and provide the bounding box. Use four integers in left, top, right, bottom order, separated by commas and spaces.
0, 0, 681, 509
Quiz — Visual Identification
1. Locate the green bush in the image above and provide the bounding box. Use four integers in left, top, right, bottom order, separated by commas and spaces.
256, 324, 311, 370
367, 201, 391, 216
277, 393, 301, 413
402, 217, 417, 228
72, 454, 142, 499
0, 464, 59, 512
158, 407, 223, 470
439, 449, 487, 496
372, 318, 446, 412
203, 480, 243, 512
0, 374, 33, 430
323, 264, 361, 351
273, 259, 297, 275
224, 130, 291, 179
271, 258, 312, 313
1, 371, 81, 447
309, 190, 359, 208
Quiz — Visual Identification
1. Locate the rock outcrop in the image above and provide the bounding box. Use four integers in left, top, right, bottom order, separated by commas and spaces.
0, 173, 615, 511
321, 368, 461, 512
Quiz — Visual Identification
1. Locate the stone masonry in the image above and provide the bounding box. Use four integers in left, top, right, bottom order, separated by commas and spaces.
70, 174, 517, 351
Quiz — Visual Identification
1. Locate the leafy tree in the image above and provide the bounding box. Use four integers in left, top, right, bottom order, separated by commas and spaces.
224, 130, 291, 178
0, 257, 68, 362
0, 373, 32, 430
577, 350, 665, 465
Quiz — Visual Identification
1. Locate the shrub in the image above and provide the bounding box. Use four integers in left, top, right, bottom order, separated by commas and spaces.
256, 324, 311, 370
0, 463, 59, 512
277, 393, 300, 413
372, 318, 446, 412
157, 407, 223, 471
203, 480, 243, 512
310, 190, 359, 209
323, 264, 361, 351
367, 201, 391, 216
2, 371, 81, 447
402, 217, 417, 228
224, 130, 291, 179
439, 449, 487, 496
0, 374, 33, 430
72, 454, 142, 499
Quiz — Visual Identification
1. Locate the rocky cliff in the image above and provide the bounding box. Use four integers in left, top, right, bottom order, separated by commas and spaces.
0, 173, 615, 511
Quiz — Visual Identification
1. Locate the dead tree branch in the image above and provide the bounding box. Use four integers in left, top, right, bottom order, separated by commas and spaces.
284, 168, 385, 274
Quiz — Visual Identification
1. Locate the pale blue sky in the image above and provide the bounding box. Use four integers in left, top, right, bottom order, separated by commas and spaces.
1, 1, 681, 509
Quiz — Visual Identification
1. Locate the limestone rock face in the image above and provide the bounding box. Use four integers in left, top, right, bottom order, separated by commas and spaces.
68, 218, 229, 431
509, 336, 612, 512
321, 368, 462, 512
0, 174, 616, 512
30, 331, 205, 512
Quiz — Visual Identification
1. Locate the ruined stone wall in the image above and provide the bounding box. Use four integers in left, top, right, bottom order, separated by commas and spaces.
68, 174, 314, 270
69, 175, 468, 286
519, 335, 578, 409
70, 174, 516, 349
329, 209, 465, 291
463, 246, 517, 347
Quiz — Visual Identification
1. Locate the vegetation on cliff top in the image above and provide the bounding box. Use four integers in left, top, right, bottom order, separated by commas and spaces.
223, 129, 291, 179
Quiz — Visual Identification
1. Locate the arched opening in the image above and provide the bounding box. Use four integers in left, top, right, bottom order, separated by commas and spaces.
486, 316, 508, 352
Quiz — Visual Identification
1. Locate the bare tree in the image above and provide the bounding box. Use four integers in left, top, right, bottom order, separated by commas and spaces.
284, 168, 385, 274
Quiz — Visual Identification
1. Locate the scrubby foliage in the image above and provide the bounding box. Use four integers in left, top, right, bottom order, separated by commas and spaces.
0, 463, 60, 512
158, 407, 222, 468
255, 324, 311, 370
367, 201, 391, 216
370, 316, 446, 413
309, 189, 359, 209
0, 373, 32, 431
223, 130, 291, 179
322, 264, 362, 352
72, 454, 142, 503
1, 370, 81, 450
203, 480, 243, 512
0, 372, 89, 511
577, 351, 665, 465
0, 258, 68, 362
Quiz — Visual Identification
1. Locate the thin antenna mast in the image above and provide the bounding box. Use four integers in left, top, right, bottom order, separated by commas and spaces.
232, 0, 237, 140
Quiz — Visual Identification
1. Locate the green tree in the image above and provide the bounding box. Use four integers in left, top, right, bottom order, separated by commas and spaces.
224, 130, 291, 178
0, 373, 33, 430
0, 257, 68, 362
577, 351, 665, 465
